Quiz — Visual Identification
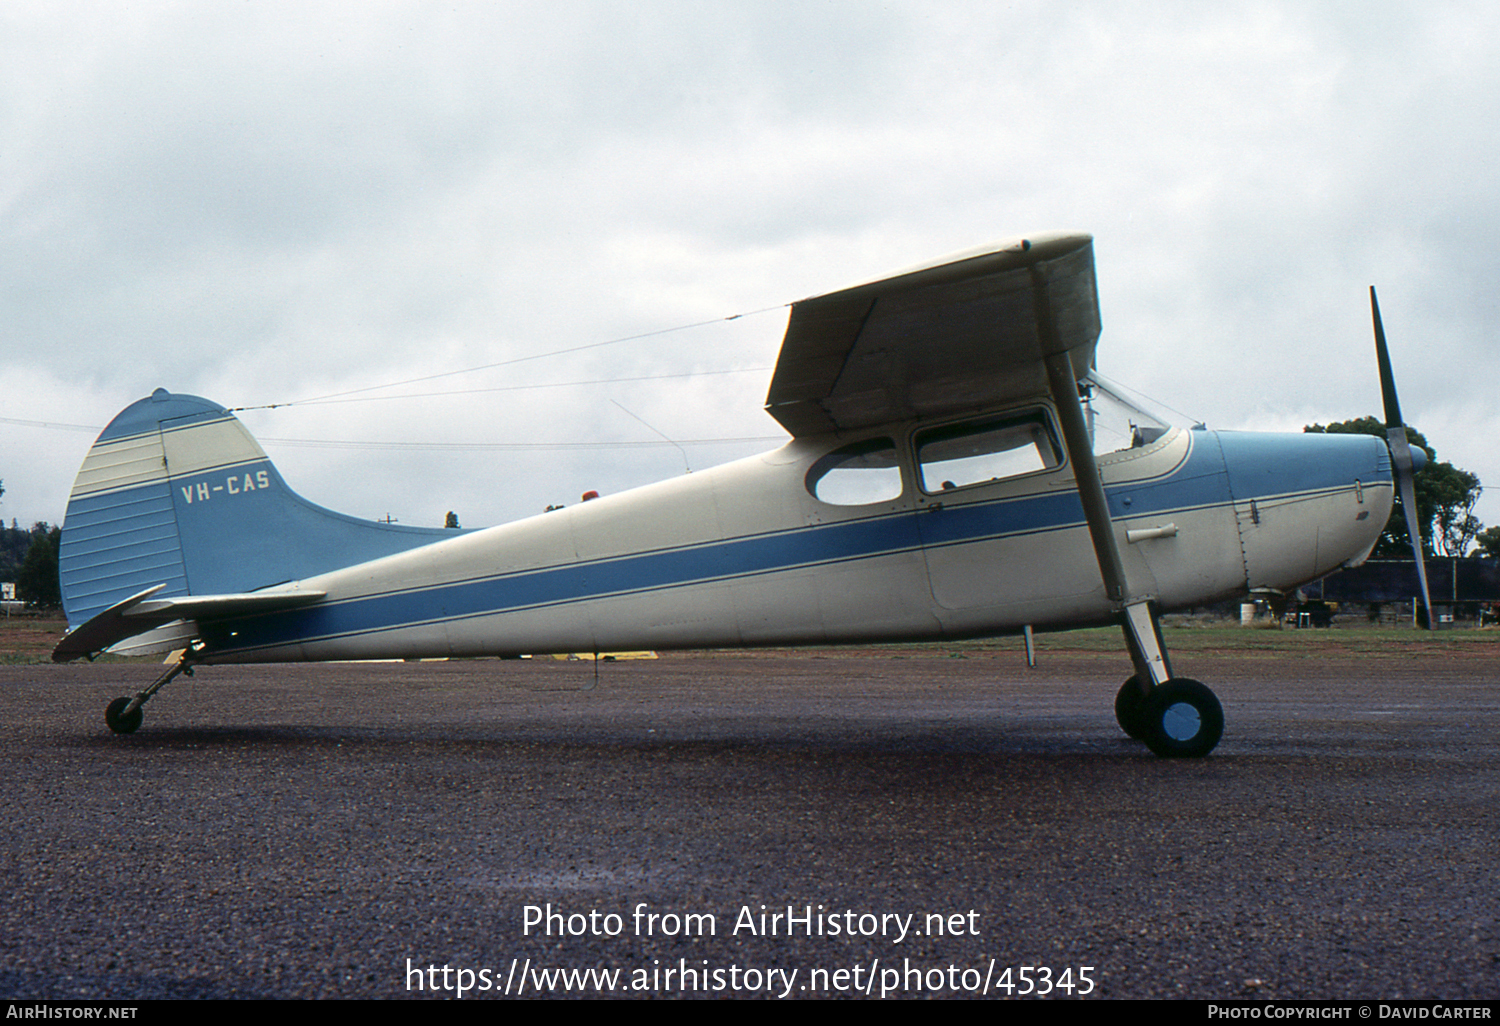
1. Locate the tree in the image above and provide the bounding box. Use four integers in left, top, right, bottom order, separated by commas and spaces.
1433, 470, 1484, 557
1304, 418, 1483, 557
16, 523, 62, 608
0, 519, 35, 584
1478, 526, 1500, 561
445, 511, 461, 529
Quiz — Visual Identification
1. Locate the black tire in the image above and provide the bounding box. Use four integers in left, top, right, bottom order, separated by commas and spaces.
105, 696, 143, 735
1140, 678, 1223, 758
1115, 676, 1148, 738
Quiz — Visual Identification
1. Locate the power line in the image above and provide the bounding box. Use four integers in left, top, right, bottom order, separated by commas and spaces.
231, 304, 788, 411
2, 362, 776, 437
258, 436, 784, 453
0, 416, 102, 433
274, 365, 772, 407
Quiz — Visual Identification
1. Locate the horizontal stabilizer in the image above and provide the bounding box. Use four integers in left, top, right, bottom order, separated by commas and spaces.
52, 584, 326, 663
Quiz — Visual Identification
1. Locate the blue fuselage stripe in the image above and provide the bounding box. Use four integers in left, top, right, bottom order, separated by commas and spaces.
199, 445, 1183, 653
202, 508, 941, 651
195, 429, 1390, 655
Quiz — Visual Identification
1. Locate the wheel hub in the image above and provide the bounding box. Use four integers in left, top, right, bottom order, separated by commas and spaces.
1161, 701, 1202, 741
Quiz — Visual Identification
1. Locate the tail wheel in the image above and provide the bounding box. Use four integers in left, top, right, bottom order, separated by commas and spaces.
104, 697, 143, 735
1140, 678, 1223, 758
1114, 676, 1148, 738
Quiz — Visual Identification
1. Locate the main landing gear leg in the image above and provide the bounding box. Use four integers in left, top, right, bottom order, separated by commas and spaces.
1116, 600, 1222, 758
104, 656, 194, 735
1041, 343, 1223, 757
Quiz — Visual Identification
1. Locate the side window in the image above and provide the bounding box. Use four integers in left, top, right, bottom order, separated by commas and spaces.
806, 438, 903, 506
916, 412, 1061, 493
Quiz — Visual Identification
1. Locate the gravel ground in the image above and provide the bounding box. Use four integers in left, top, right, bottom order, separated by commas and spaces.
1, 647, 1497, 1000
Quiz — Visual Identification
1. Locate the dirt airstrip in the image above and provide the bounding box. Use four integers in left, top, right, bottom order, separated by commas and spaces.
2, 617, 1497, 1000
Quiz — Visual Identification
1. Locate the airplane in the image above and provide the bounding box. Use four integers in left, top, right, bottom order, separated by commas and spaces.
51, 231, 1432, 757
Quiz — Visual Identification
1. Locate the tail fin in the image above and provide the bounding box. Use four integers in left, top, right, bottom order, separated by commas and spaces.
60, 388, 459, 626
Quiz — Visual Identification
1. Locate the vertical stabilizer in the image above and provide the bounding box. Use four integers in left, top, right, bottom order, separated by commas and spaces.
60, 389, 460, 625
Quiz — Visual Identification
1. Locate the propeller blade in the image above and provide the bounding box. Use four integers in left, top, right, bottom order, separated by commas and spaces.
1393, 450, 1435, 628
1371, 286, 1403, 429
1371, 286, 1435, 629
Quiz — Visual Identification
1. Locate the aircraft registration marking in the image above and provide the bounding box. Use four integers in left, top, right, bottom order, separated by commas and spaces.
180, 470, 271, 504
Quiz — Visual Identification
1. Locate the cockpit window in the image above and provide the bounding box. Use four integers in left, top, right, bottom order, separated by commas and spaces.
916, 412, 1061, 493
806, 437, 903, 506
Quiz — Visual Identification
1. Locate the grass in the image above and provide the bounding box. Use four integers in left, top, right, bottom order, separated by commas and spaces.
6, 610, 1497, 666
0, 612, 68, 664
925, 612, 1500, 660
986, 621, 1500, 657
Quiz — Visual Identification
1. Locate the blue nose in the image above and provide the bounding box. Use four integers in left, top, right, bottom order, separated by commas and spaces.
1215, 429, 1394, 590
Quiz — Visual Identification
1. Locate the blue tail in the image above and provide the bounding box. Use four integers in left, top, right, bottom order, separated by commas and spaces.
60, 389, 460, 626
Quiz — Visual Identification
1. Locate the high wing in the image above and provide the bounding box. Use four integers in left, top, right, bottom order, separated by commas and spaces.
763, 231, 1180, 716
764, 231, 1099, 436
53, 584, 327, 663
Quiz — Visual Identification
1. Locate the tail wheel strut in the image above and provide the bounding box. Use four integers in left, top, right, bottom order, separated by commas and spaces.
103, 657, 194, 735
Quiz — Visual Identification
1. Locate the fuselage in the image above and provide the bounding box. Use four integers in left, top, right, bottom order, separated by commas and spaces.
56, 234, 1410, 759
193, 405, 1394, 664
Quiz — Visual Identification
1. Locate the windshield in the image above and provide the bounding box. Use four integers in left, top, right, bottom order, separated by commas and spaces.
1080, 372, 1176, 455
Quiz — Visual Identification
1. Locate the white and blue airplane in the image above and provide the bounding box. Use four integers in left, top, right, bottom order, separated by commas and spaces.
52, 232, 1430, 756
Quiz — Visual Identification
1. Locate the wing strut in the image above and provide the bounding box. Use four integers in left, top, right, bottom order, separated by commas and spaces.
1041, 334, 1171, 689
1044, 354, 1127, 604
1032, 256, 1221, 757
1044, 352, 1172, 686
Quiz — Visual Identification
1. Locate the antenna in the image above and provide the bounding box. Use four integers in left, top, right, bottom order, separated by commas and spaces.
610, 400, 691, 474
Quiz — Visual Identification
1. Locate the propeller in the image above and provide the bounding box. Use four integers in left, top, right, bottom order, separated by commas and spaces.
1371, 286, 1435, 630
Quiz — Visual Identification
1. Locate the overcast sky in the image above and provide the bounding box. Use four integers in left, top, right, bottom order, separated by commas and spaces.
4, 1, 1498, 540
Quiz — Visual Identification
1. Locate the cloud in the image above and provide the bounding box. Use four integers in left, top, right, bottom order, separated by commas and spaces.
3, 0, 1498, 535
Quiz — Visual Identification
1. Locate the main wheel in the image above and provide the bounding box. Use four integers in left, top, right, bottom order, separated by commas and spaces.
1115, 676, 1149, 738
105, 696, 143, 735
1140, 678, 1223, 758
